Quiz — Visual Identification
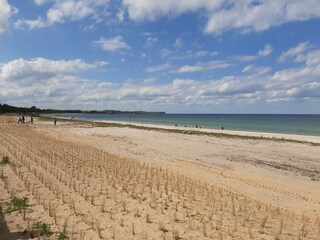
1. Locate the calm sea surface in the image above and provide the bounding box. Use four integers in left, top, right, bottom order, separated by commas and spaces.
60, 113, 320, 136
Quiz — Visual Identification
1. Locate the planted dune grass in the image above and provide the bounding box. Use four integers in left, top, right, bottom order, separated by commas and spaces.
0, 116, 320, 239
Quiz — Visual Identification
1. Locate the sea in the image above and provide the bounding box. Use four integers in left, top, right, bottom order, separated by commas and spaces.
59, 113, 320, 136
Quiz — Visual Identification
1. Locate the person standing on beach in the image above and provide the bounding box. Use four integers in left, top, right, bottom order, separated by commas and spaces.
18, 113, 22, 123
54, 118, 57, 125
31, 115, 33, 124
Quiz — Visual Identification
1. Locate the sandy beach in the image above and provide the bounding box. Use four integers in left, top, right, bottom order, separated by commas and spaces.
1, 115, 320, 239
90, 119, 320, 144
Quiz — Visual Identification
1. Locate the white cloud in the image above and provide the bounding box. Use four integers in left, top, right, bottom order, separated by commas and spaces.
15, 0, 109, 29
94, 36, 130, 52
198, 60, 319, 105
33, 0, 48, 5
0, 57, 111, 108
231, 55, 258, 62
122, 0, 222, 21
15, 17, 48, 29
142, 32, 152, 36
176, 65, 203, 73
145, 63, 171, 73
299, 50, 320, 66
279, 42, 309, 62
122, 0, 320, 35
176, 60, 230, 73
193, 51, 208, 57
259, 44, 273, 57
0, 0, 14, 34
145, 37, 158, 47
116, 8, 125, 22
97, 82, 113, 88
241, 65, 254, 73
205, 0, 320, 34
143, 77, 157, 83
195, 51, 218, 57
268, 49, 320, 102
159, 49, 171, 58
0, 58, 104, 80
174, 37, 183, 48
170, 50, 218, 60
241, 65, 271, 75
47, 1, 94, 23
198, 76, 262, 98
232, 44, 273, 62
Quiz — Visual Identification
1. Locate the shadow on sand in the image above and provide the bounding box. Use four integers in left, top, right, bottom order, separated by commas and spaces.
0, 208, 32, 240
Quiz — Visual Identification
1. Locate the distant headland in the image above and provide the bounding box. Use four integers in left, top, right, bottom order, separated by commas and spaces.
0, 103, 165, 115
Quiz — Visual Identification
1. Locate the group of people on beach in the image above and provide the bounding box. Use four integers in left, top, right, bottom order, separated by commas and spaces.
18, 113, 32, 124
18, 114, 57, 125
174, 123, 226, 130
174, 124, 202, 128
17, 113, 58, 125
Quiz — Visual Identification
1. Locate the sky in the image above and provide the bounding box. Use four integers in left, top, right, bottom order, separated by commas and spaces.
0, 0, 320, 113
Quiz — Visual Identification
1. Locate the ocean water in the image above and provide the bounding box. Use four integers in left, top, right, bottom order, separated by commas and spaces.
60, 113, 320, 136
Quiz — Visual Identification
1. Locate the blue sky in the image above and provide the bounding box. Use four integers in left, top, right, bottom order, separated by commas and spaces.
0, 0, 320, 113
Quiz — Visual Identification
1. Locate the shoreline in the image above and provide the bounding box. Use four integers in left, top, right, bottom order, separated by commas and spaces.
46, 115, 320, 144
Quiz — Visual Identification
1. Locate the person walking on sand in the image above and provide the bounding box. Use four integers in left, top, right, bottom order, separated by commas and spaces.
54, 118, 57, 125
18, 113, 22, 123
31, 115, 33, 124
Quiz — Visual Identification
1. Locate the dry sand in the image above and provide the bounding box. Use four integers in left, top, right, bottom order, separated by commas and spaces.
1, 115, 320, 240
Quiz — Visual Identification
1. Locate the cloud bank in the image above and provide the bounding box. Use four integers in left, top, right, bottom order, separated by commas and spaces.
9, 0, 320, 35
123, 0, 320, 34
15, 0, 110, 29
1, 44, 319, 111
94, 36, 130, 52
